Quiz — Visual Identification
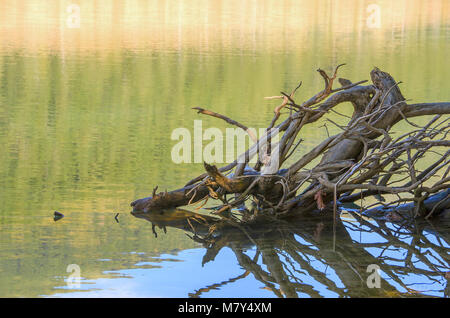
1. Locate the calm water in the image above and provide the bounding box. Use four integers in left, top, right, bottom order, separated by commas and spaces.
0, 0, 449, 297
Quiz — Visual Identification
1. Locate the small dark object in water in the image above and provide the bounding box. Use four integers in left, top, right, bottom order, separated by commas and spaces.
114, 213, 119, 223
152, 223, 157, 238
54, 211, 64, 221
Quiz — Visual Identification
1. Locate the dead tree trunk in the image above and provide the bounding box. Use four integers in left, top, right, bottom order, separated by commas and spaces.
131, 66, 450, 223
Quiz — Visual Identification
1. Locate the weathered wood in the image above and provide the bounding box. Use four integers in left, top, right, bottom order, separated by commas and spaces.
131, 66, 450, 221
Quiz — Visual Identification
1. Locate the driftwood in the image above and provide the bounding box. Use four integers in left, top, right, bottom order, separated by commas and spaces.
131, 66, 450, 226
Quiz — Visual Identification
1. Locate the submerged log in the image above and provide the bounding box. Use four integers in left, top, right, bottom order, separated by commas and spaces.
131, 66, 450, 223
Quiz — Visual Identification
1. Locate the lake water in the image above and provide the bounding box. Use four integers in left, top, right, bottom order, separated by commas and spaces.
0, 0, 449, 297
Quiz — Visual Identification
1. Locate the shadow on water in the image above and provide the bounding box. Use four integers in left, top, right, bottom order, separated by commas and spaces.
131, 207, 450, 298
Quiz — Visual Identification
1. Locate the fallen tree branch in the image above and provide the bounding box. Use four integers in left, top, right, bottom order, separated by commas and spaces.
131, 66, 450, 223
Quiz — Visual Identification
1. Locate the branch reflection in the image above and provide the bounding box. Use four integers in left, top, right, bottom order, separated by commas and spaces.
131, 208, 449, 298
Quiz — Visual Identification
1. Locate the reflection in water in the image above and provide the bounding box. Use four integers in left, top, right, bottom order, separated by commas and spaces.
132, 208, 450, 298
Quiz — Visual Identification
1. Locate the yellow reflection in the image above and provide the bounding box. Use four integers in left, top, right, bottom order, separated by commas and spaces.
0, 0, 448, 53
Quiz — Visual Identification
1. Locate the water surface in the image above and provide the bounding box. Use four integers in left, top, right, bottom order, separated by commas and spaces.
0, 0, 449, 297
